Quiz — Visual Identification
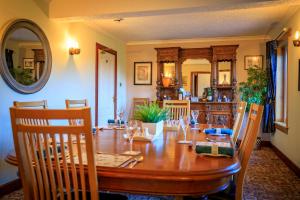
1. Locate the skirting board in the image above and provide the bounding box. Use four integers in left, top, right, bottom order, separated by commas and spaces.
261, 141, 300, 177
0, 178, 21, 197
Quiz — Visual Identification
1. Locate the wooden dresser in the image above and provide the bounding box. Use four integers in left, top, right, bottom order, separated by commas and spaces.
155, 45, 239, 128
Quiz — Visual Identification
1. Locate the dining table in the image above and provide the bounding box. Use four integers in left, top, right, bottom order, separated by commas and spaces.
6, 124, 241, 197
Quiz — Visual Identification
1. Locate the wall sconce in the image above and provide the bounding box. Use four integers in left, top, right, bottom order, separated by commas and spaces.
67, 38, 80, 55
293, 31, 300, 47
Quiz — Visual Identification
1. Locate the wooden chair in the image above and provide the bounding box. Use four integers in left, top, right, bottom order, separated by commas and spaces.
163, 100, 190, 120
232, 101, 247, 145
132, 98, 150, 117
207, 104, 264, 200
13, 100, 48, 109
10, 107, 98, 200
235, 103, 264, 200
65, 99, 88, 108
66, 99, 88, 127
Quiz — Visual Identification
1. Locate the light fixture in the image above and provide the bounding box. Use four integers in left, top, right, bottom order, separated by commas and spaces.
293, 31, 300, 47
114, 18, 124, 22
67, 38, 80, 55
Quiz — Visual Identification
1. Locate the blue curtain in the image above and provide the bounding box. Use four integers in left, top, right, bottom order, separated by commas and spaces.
262, 41, 277, 133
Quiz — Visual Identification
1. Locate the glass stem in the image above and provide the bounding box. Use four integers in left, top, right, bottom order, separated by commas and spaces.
130, 139, 133, 152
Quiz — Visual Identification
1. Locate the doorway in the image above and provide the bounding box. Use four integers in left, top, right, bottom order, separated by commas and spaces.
95, 43, 117, 127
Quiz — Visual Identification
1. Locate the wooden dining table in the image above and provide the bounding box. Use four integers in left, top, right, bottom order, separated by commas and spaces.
6, 124, 241, 197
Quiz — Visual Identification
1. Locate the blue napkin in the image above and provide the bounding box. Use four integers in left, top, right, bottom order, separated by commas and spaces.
204, 128, 233, 135
107, 119, 124, 124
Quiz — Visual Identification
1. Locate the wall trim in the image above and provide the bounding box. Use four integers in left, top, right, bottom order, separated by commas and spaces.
0, 178, 21, 197
262, 141, 300, 177
126, 35, 270, 46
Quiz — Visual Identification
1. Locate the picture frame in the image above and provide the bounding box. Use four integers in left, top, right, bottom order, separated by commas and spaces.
134, 62, 152, 85
23, 58, 35, 69
244, 55, 263, 70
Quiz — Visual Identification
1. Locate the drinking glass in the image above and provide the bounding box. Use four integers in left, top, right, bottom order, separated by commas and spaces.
191, 110, 199, 125
117, 107, 125, 128
178, 116, 191, 144
123, 120, 141, 155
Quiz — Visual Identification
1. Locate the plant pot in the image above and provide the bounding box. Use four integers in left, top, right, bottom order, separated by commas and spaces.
162, 77, 171, 87
142, 120, 164, 136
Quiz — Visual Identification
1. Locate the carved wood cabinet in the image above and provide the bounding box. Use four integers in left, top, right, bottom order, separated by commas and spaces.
155, 45, 239, 128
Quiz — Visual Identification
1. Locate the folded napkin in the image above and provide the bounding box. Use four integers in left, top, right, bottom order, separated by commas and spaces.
195, 141, 234, 157
107, 119, 124, 124
204, 128, 233, 135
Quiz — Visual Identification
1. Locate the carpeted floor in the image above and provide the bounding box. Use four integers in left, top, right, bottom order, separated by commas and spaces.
1, 147, 299, 200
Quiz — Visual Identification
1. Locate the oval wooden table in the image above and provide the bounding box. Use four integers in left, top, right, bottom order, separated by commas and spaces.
6, 125, 241, 197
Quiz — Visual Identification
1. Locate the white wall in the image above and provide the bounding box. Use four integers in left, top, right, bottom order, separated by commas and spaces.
269, 9, 300, 168
0, 0, 126, 184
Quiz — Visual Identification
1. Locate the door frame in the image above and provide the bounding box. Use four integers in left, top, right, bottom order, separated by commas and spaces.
95, 43, 117, 127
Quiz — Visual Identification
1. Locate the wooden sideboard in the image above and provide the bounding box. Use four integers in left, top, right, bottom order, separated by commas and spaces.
155, 45, 239, 128
190, 102, 236, 128
158, 101, 236, 128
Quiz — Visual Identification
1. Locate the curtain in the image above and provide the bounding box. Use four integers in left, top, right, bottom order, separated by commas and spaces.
262, 40, 277, 133
5, 49, 14, 69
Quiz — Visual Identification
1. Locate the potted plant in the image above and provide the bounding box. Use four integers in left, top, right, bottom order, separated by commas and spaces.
239, 67, 267, 111
134, 103, 169, 135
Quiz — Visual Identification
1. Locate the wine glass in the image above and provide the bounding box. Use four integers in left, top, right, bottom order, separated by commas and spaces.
178, 116, 191, 144
123, 120, 141, 155
117, 107, 125, 128
191, 110, 199, 125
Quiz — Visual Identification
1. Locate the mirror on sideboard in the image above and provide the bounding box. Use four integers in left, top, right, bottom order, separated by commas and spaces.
181, 59, 211, 97
217, 61, 231, 85
162, 62, 176, 87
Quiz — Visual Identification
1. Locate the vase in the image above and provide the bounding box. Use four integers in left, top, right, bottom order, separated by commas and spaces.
162, 77, 171, 87
142, 120, 164, 136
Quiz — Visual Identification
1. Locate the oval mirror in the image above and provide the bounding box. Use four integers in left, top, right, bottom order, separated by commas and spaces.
0, 19, 52, 94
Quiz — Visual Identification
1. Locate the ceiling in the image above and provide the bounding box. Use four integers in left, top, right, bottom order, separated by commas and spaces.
48, 0, 300, 43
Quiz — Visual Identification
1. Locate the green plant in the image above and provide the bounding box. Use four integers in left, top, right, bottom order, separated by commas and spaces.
239, 67, 267, 111
134, 103, 169, 123
10, 67, 35, 85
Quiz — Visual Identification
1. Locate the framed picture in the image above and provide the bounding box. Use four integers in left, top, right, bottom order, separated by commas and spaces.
23, 58, 35, 69
244, 55, 263, 70
134, 62, 152, 85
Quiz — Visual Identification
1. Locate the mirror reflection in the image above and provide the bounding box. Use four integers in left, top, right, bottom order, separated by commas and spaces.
5, 28, 45, 85
218, 61, 231, 85
162, 62, 176, 87
182, 59, 211, 97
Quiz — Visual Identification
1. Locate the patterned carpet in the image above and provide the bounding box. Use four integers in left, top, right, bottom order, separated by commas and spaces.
1, 147, 299, 200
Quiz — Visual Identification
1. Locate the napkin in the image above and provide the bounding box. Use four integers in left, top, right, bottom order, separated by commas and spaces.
107, 119, 124, 124
204, 128, 233, 135
195, 141, 234, 157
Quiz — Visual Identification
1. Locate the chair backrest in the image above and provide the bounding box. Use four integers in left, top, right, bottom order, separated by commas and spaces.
65, 99, 88, 108
163, 100, 190, 120
235, 103, 264, 200
66, 99, 88, 126
132, 98, 150, 117
13, 100, 48, 109
10, 107, 98, 200
232, 101, 247, 145
13, 100, 49, 126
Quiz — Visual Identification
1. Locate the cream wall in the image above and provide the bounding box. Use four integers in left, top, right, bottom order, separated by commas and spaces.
0, 0, 126, 184
270, 9, 300, 168
126, 39, 266, 111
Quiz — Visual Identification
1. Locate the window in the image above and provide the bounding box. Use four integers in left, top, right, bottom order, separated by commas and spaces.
275, 40, 288, 133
